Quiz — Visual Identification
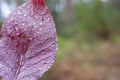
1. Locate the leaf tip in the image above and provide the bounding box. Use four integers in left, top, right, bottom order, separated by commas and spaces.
32, 0, 45, 6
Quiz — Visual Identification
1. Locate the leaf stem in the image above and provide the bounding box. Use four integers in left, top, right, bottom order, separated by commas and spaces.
14, 55, 25, 80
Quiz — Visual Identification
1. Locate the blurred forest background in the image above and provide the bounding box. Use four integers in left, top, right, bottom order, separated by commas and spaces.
0, 0, 120, 80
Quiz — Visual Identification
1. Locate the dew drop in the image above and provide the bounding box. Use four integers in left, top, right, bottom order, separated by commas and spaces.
24, 28, 27, 31
41, 61, 44, 63
33, 22, 36, 26
18, 12, 22, 15
8, 68, 11, 71
34, 33, 37, 36
24, 14, 27, 17
23, 18, 26, 22
22, 66, 25, 69
27, 67, 30, 70
39, 28, 41, 31
0, 64, 4, 68
37, 32, 40, 34
47, 66, 51, 69
30, 13, 34, 16
39, 22, 42, 25
6, 60, 9, 63
11, 57, 14, 59
29, 37, 33, 40
28, 24, 31, 26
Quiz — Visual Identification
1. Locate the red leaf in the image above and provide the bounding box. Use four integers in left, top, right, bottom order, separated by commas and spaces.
0, 0, 58, 80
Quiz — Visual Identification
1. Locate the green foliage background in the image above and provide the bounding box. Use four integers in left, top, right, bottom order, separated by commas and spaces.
0, 0, 120, 80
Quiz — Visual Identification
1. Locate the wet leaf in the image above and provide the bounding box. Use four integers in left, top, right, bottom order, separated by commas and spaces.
0, 0, 58, 80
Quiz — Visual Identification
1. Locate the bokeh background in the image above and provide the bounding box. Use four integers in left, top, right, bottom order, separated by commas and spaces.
0, 0, 120, 80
